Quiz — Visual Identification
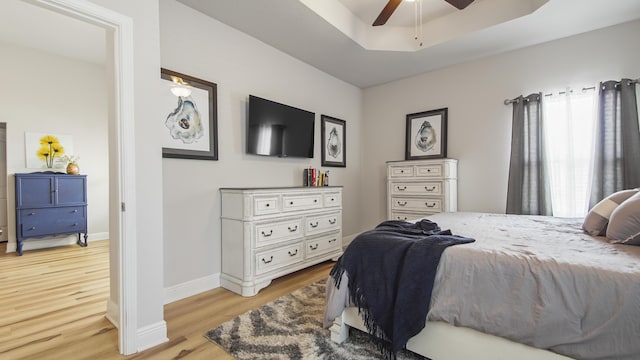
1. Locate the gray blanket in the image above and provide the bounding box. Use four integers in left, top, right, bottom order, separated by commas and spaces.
325, 212, 640, 360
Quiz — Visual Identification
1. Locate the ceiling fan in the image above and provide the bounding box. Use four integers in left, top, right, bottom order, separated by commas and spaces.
372, 0, 474, 26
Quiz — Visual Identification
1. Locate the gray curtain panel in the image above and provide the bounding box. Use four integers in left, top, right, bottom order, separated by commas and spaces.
506, 93, 552, 215
589, 79, 640, 208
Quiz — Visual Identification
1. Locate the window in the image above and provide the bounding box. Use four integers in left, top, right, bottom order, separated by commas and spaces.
543, 90, 597, 217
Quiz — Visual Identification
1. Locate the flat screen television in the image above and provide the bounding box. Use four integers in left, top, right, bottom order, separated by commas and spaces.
247, 95, 315, 158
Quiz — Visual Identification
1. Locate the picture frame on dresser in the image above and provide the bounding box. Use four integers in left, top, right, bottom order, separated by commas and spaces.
160, 68, 218, 160
321, 115, 346, 167
405, 108, 447, 160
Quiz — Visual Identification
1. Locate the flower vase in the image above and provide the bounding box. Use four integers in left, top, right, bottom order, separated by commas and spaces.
66, 163, 80, 175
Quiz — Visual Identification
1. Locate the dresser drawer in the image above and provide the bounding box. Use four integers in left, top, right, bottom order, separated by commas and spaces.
323, 193, 341, 208
415, 164, 442, 177
305, 212, 341, 235
19, 206, 85, 220
389, 166, 414, 178
255, 243, 303, 275
254, 218, 303, 247
390, 182, 442, 196
253, 196, 279, 216
305, 234, 340, 258
391, 197, 442, 212
390, 212, 429, 221
282, 194, 323, 212
20, 206, 87, 238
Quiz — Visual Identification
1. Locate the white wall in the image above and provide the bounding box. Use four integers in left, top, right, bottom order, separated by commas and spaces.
87, 0, 166, 349
159, 0, 363, 292
0, 43, 110, 250
360, 20, 640, 230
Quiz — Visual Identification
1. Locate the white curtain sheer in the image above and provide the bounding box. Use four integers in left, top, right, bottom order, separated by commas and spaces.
543, 90, 597, 217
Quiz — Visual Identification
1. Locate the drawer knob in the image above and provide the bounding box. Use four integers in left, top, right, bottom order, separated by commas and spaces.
397, 201, 407, 207
310, 221, 319, 228
265, 203, 270, 207
29, 212, 36, 216
425, 202, 436, 208
288, 225, 298, 232
427, 169, 431, 172
261, 230, 273, 237
72, 223, 78, 227
29, 226, 36, 230
331, 198, 335, 201
289, 201, 294, 205
309, 244, 319, 250
425, 186, 436, 192
261, 256, 274, 264
329, 219, 337, 225
288, 249, 298, 256
329, 238, 337, 243
397, 186, 407, 191
73, 209, 78, 213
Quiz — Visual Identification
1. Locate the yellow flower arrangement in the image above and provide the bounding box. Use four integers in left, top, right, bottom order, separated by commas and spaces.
36, 135, 65, 168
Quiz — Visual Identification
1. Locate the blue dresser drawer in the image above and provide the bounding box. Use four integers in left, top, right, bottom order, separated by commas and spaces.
19, 207, 87, 237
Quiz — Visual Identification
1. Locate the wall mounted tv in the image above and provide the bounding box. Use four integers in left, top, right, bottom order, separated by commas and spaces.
247, 95, 315, 158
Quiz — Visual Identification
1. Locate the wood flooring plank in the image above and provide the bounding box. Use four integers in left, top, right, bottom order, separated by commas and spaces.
0, 239, 334, 359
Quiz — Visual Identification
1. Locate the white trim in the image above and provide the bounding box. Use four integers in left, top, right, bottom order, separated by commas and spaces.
136, 321, 169, 352
342, 233, 359, 248
5, 232, 110, 253
27, 0, 139, 355
164, 273, 221, 305
106, 298, 119, 328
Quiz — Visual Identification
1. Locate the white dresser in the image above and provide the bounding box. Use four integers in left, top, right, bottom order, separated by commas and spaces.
220, 187, 343, 296
387, 159, 457, 220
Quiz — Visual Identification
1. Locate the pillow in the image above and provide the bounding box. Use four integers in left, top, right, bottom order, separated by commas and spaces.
582, 189, 639, 236
606, 192, 640, 245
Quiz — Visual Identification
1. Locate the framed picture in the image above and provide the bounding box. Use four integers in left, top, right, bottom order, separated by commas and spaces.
160, 68, 218, 160
405, 108, 447, 160
25, 132, 74, 170
321, 115, 346, 167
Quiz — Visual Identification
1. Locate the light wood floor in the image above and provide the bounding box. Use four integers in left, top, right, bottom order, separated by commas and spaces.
0, 240, 334, 359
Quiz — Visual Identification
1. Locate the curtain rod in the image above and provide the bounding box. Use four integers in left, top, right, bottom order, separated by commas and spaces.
504, 78, 640, 105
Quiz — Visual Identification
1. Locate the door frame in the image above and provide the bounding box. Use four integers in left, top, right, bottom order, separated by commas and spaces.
27, 0, 138, 354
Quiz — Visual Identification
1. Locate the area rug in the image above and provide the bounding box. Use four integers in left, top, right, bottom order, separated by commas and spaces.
204, 279, 428, 360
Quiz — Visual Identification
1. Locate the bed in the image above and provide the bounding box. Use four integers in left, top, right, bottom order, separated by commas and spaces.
324, 212, 640, 360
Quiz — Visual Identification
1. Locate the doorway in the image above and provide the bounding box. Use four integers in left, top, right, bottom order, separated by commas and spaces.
19, 0, 139, 355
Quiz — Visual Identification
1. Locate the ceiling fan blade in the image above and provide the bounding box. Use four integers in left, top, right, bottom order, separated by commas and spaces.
372, 0, 403, 26
444, 0, 474, 10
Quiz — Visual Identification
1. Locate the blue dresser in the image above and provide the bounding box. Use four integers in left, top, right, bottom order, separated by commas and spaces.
15, 173, 88, 256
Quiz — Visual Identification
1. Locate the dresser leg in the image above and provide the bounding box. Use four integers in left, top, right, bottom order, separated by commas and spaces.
77, 233, 88, 247
17, 240, 23, 256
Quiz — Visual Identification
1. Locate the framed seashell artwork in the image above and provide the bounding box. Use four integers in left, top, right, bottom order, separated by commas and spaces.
160, 68, 218, 160
321, 115, 346, 167
405, 108, 447, 160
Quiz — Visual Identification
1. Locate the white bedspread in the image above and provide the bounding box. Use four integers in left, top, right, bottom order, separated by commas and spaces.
326, 213, 640, 360
427, 212, 640, 360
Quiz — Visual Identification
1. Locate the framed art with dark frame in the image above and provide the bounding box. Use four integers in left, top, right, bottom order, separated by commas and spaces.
160, 68, 218, 160
405, 108, 447, 160
321, 115, 346, 167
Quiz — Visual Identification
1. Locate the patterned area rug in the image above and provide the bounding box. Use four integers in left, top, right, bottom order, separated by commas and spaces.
204, 279, 428, 360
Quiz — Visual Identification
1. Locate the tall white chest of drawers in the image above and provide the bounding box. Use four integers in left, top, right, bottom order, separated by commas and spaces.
387, 159, 457, 220
220, 187, 343, 296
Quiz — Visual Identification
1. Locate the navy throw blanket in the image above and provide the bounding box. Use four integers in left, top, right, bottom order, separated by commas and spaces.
330, 219, 475, 359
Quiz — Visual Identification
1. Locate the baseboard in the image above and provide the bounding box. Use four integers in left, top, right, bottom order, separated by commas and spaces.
5, 231, 110, 253
106, 298, 119, 329
164, 273, 221, 304
136, 320, 168, 352
342, 233, 360, 248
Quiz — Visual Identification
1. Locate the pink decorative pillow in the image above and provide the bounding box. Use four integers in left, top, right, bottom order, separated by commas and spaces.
607, 192, 640, 245
582, 189, 639, 236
